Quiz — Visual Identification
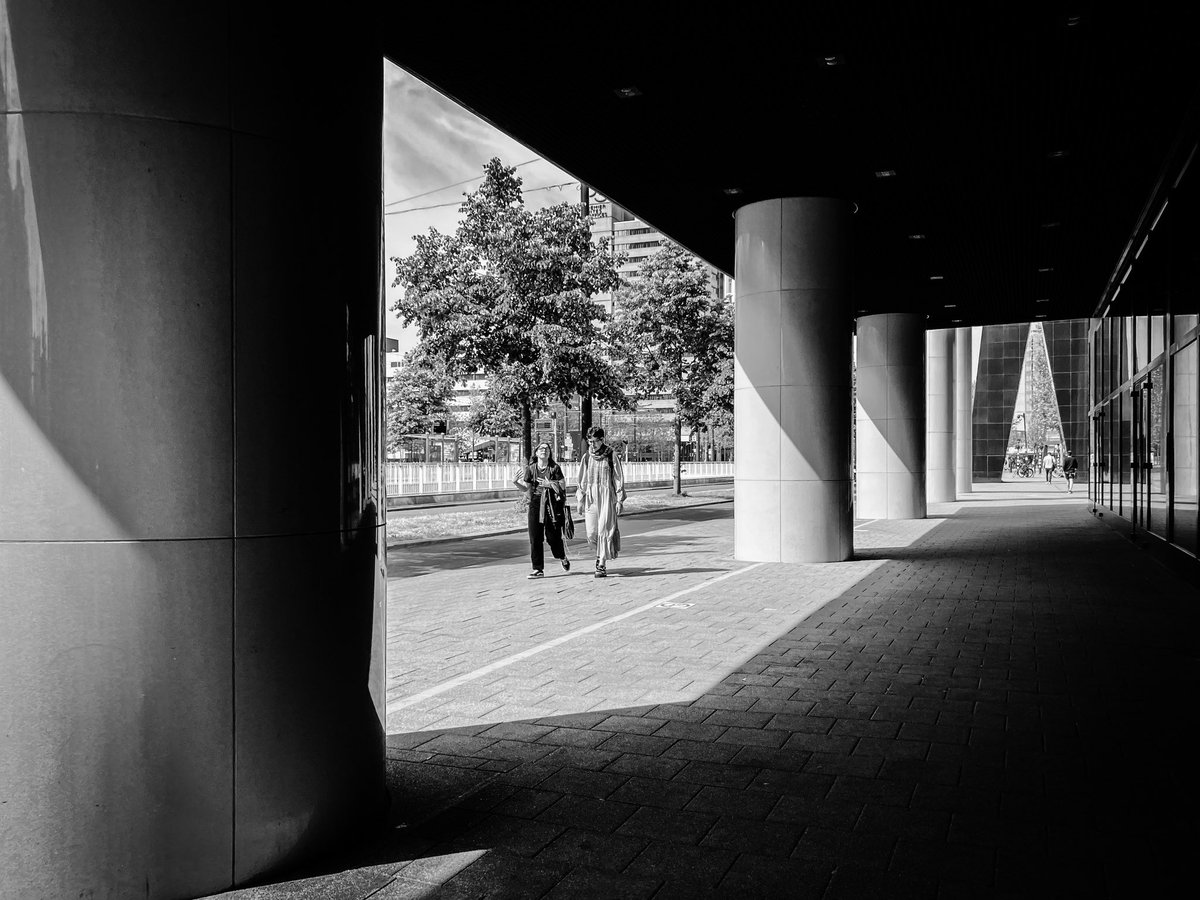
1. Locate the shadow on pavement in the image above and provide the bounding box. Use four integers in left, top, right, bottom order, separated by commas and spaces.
212, 504, 1199, 898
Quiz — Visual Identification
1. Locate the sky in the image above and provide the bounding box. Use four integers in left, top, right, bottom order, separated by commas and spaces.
383, 60, 580, 353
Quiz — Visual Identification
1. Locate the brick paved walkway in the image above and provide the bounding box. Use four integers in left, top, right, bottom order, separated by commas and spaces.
210, 484, 1198, 899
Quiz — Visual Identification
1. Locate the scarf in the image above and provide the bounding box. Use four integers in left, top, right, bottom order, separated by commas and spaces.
589, 443, 612, 462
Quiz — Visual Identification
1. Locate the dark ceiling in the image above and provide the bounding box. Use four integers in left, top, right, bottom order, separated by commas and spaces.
384, 7, 1200, 329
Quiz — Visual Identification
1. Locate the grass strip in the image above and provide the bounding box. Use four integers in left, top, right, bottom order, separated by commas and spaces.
387, 488, 732, 544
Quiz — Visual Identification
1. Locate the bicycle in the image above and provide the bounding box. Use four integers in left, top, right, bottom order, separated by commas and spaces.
1016, 462, 1033, 478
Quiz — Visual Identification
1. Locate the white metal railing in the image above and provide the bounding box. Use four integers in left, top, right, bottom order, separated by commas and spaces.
384, 461, 734, 497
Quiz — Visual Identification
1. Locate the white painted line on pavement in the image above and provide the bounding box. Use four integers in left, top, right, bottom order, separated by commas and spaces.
854, 518, 881, 529
389, 562, 764, 711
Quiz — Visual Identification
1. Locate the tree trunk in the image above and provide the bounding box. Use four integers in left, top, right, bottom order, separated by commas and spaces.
522, 402, 533, 462
581, 390, 592, 442
673, 416, 682, 495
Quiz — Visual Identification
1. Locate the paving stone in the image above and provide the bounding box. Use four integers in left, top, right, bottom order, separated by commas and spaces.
540, 864, 661, 900
793, 825, 895, 868
536, 766, 627, 800
491, 787, 562, 819
538, 745, 621, 772
593, 713, 666, 734
662, 738, 741, 764
673, 760, 759, 790
603, 752, 687, 781
434, 849, 564, 899
622, 839, 736, 887
716, 853, 833, 898
607, 775, 704, 811
682, 784, 779, 821
730, 745, 811, 774
616, 806, 719, 846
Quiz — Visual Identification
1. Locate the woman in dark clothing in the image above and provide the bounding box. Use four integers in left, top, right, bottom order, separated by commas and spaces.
513, 442, 571, 578
1062, 452, 1079, 493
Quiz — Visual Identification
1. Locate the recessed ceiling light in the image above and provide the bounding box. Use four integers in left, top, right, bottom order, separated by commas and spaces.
1035, 314, 1047, 318
613, 86, 642, 99
857, 309, 869, 314
1037, 298, 1051, 303
951, 319, 963, 323
1066, 15, 1082, 26
1038, 267, 1054, 273
944, 304, 957, 308
908, 233, 926, 240
874, 170, 897, 178
823, 55, 845, 66
929, 275, 944, 280
1041, 221, 1061, 229
1048, 150, 1069, 159
723, 187, 742, 196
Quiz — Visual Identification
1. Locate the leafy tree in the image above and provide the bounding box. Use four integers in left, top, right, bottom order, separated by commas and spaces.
610, 242, 734, 492
385, 346, 455, 451
392, 158, 627, 459
464, 386, 521, 439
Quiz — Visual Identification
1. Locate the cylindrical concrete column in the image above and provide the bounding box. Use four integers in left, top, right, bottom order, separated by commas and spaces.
855, 314, 926, 519
955, 325, 975, 494
733, 198, 854, 563
0, 4, 385, 898
926, 329, 956, 502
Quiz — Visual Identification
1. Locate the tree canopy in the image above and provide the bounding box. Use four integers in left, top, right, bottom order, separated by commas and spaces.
609, 242, 734, 490
384, 346, 455, 451
391, 158, 626, 459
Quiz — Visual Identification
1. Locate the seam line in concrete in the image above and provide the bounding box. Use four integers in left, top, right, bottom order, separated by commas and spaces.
389, 562, 764, 710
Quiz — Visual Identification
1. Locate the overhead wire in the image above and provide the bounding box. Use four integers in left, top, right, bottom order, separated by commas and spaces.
385, 180, 585, 216
385, 157, 541, 207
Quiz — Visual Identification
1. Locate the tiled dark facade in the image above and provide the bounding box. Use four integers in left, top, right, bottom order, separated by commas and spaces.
1043, 319, 1090, 458
972, 321, 1089, 481
972, 323, 1029, 481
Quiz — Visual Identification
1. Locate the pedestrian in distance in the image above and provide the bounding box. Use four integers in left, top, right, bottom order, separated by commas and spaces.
1062, 451, 1079, 492
1043, 449, 1056, 483
576, 426, 626, 578
513, 442, 570, 579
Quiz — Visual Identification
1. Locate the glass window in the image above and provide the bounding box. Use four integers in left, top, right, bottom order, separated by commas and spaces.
1135, 315, 1149, 372
1172, 340, 1199, 555
1151, 315, 1165, 361
1104, 398, 1113, 511
1148, 365, 1168, 539
1122, 318, 1134, 385
1119, 388, 1132, 516
1178, 314, 1199, 345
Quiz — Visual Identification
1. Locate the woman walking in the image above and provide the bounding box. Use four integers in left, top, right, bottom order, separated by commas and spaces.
576, 426, 626, 578
513, 442, 570, 579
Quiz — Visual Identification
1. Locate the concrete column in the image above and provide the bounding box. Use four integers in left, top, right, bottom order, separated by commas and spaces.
856, 314, 926, 518
926, 329, 956, 502
955, 325, 975, 494
0, 4, 385, 897
733, 198, 854, 562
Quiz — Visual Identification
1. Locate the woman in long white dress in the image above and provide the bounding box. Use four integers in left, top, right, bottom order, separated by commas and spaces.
576, 426, 626, 578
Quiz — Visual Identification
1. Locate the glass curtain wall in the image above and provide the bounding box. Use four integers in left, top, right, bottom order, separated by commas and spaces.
1089, 135, 1200, 561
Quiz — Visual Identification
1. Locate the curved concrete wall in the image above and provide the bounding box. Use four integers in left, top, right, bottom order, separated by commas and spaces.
926, 328, 956, 503
0, 3, 386, 897
856, 313, 927, 519
733, 198, 854, 562
955, 325, 975, 494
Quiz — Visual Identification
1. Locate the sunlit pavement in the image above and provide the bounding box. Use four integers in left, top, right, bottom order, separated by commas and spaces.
208, 481, 1196, 899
